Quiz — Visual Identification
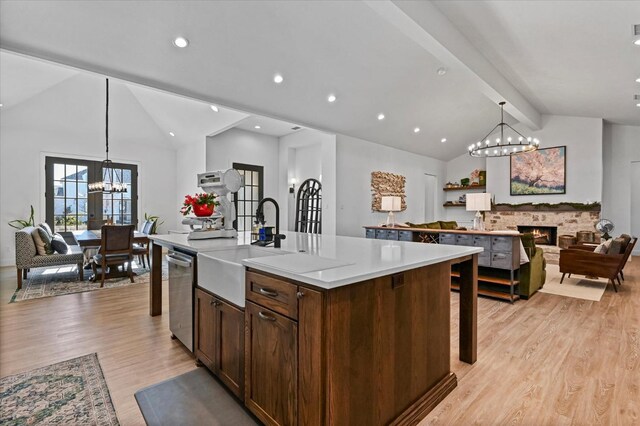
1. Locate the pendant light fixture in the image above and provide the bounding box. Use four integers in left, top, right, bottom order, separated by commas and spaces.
88, 78, 127, 194
468, 101, 539, 158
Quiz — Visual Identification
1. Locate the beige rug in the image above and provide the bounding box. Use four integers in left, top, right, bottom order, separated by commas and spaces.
11, 261, 168, 303
538, 263, 608, 301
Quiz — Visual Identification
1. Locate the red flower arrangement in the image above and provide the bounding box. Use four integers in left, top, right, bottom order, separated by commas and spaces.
180, 193, 219, 217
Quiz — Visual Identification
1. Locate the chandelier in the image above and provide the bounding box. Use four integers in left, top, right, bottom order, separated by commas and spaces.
88, 78, 127, 194
468, 101, 539, 158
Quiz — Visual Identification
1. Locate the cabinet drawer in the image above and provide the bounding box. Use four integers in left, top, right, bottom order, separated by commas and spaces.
456, 234, 475, 246
365, 229, 376, 239
491, 252, 513, 269
473, 235, 491, 250
246, 271, 298, 320
478, 251, 490, 267
375, 229, 388, 239
491, 236, 513, 252
398, 231, 413, 241
386, 230, 399, 240
439, 233, 456, 245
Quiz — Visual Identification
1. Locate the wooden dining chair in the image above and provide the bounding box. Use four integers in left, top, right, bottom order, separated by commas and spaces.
91, 225, 135, 287
133, 220, 154, 268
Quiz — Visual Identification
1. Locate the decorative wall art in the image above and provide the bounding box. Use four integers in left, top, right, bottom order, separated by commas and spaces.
510, 146, 566, 195
371, 171, 407, 211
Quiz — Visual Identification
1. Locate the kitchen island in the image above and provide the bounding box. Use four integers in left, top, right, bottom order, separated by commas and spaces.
149, 231, 481, 425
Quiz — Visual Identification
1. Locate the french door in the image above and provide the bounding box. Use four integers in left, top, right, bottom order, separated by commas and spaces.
45, 156, 138, 232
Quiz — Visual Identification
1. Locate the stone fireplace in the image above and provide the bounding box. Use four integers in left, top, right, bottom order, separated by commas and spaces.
485, 208, 600, 263
517, 225, 558, 246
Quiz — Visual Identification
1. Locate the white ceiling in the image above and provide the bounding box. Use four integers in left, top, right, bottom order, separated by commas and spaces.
233, 115, 303, 138
0, 1, 638, 161
433, 0, 640, 126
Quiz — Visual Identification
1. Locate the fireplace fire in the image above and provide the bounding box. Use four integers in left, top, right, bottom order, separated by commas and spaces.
517, 225, 558, 246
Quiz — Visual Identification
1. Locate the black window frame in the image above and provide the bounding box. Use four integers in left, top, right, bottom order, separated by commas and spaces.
232, 162, 264, 232
45, 156, 138, 232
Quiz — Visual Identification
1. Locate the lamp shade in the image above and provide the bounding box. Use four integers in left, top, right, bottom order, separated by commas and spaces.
381, 196, 402, 212
466, 193, 492, 212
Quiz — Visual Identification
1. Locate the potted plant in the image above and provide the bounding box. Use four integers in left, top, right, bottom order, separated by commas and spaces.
180, 193, 219, 217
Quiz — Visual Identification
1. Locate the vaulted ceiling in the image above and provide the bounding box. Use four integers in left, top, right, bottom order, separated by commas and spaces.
1, 1, 638, 161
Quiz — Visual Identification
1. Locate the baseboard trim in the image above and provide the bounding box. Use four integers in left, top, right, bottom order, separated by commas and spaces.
390, 372, 457, 426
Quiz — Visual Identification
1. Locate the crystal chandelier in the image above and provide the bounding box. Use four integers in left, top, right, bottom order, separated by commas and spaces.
468, 101, 539, 158
88, 78, 127, 194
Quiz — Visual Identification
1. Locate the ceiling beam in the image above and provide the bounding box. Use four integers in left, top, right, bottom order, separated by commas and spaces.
365, 0, 542, 130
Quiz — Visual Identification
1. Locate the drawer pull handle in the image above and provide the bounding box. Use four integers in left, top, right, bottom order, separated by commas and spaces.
258, 311, 276, 321
259, 287, 279, 297
297, 291, 305, 299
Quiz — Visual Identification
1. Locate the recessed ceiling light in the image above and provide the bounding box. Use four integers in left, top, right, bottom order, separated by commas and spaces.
169, 131, 175, 137
254, 125, 261, 129
441, 138, 447, 143
327, 94, 336, 103
637, 103, 640, 107
414, 127, 420, 133
210, 105, 219, 112
635, 39, 640, 46
273, 74, 284, 84
377, 113, 385, 120
636, 78, 640, 83
173, 37, 189, 48
0, 104, 3, 107
437, 67, 447, 76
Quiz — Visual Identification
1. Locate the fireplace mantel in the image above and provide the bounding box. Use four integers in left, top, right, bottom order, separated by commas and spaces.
492, 202, 601, 212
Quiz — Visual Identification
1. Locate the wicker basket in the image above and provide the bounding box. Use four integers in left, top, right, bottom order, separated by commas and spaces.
558, 235, 576, 249
576, 231, 595, 244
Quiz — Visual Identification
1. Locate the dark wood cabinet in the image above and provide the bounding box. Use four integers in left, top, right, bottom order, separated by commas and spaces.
194, 288, 216, 370
245, 301, 298, 426
194, 288, 244, 399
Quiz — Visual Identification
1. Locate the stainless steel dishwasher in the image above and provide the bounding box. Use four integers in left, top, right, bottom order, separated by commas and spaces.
167, 250, 195, 352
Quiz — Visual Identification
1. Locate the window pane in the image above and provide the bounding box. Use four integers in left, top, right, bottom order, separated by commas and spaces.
103, 199, 112, 216
238, 202, 244, 216
54, 181, 65, 197
65, 181, 76, 198
245, 172, 252, 186
237, 187, 245, 200
54, 216, 66, 232
65, 199, 77, 215
77, 183, 88, 198
54, 199, 65, 215
78, 199, 88, 215
77, 215, 88, 230
252, 187, 259, 200
122, 215, 132, 224
54, 164, 65, 180
122, 200, 132, 215
113, 199, 122, 215
65, 164, 77, 180
123, 169, 132, 184
77, 166, 88, 182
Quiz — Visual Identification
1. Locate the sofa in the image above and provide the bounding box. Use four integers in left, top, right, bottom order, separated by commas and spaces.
518, 233, 547, 298
15, 226, 84, 289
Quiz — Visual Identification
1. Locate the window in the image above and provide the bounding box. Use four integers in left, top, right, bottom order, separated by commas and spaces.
45, 157, 138, 231
232, 163, 263, 232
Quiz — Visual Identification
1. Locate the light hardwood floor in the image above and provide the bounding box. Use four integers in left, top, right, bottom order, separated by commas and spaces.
1, 261, 638, 425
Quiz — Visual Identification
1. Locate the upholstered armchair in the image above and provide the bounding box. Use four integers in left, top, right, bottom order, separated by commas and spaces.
518, 233, 546, 298
559, 235, 636, 292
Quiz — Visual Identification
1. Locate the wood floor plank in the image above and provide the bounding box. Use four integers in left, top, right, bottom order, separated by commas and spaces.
1, 260, 638, 425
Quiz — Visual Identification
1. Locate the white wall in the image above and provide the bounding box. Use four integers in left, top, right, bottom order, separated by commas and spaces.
488, 115, 603, 204
278, 129, 337, 235
0, 74, 178, 266
602, 123, 640, 241
206, 128, 280, 226
336, 134, 446, 237
176, 140, 207, 231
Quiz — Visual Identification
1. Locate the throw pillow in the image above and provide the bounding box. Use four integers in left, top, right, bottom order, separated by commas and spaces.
608, 238, 624, 255
51, 233, 70, 254
32, 228, 54, 255
38, 222, 54, 239
593, 241, 608, 254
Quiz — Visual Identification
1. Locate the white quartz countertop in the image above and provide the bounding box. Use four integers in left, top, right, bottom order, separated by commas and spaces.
151, 231, 482, 289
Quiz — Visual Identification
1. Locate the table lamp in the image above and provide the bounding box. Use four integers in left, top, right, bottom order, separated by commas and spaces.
381, 196, 402, 227
466, 193, 492, 230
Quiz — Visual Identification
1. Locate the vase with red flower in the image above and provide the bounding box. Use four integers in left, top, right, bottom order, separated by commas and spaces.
180, 193, 219, 217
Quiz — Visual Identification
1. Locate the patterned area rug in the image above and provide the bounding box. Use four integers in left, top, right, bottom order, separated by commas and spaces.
0, 353, 119, 425
11, 261, 168, 303
538, 264, 608, 301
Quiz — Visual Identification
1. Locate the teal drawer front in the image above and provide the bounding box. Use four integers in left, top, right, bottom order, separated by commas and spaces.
365, 229, 376, 239
440, 234, 456, 245
398, 231, 413, 241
